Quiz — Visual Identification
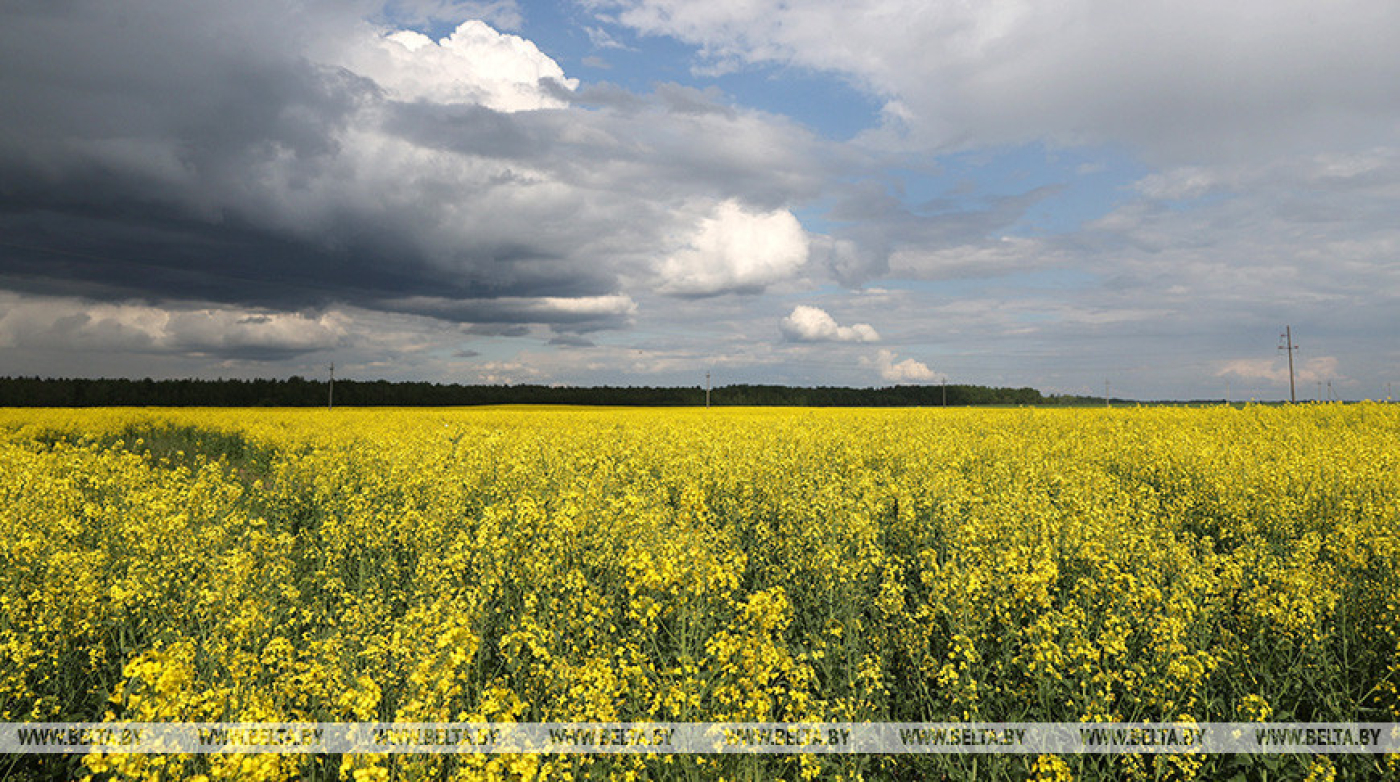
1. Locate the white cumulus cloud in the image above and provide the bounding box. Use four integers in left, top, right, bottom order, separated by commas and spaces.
656, 200, 810, 296
338, 20, 577, 111
868, 348, 938, 383
779, 305, 879, 343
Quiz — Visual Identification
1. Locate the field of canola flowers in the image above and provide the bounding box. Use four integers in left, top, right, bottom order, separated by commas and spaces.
2, 404, 1398, 781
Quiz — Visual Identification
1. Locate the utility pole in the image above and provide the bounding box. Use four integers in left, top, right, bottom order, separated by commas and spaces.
1279, 326, 1297, 403
705, 371, 711, 409
328, 363, 334, 410
1327, 379, 1333, 402
942, 377, 947, 407
1105, 380, 1111, 408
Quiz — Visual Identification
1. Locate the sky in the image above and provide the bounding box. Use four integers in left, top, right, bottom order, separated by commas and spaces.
1, 0, 1398, 401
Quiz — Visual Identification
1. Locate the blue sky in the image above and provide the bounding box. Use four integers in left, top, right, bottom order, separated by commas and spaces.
1, 0, 1397, 400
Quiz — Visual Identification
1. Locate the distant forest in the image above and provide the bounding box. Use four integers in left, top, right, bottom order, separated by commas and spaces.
0, 376, 1086, 407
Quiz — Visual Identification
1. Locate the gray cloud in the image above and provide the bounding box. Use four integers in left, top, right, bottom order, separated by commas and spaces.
548, 335, 597, 348
653, 83, 737, 118
815, 181, 1065, 284
0, 292, 346, 361
379, 1, 524, 30
0, 0, 847, 336
384, 294, 637, 333
595, 0, 1400, 164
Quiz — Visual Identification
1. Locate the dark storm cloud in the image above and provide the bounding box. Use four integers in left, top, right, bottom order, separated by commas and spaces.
0, 2, 409, 306
0, 205, 615, 312
0, 0, 848, 331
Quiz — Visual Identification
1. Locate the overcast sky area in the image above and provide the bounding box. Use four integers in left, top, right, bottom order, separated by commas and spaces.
2, 0, 1398, 400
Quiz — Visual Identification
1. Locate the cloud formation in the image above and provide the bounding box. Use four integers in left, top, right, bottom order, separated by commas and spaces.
382, 294, 637, 332
866, 349, 938, 384
334, 21, 578, 111
0, 0, 1395, 401
595, 0, 1400, 163
779, 305, 879, 343
0, 292, 346, 361
0, 1, 836, 334
1218, 356, 1343, 387
656, 200, 810, 296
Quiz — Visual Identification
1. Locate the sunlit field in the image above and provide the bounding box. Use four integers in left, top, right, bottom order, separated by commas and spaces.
2, 405, 1398, 781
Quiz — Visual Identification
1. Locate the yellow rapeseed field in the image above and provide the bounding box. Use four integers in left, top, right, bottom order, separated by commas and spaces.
2, 404, 1398, 781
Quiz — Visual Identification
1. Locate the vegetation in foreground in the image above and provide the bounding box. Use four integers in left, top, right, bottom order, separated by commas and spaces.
2, 405, 1398, 781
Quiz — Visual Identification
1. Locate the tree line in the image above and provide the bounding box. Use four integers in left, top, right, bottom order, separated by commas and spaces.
0, 376, 1058, 407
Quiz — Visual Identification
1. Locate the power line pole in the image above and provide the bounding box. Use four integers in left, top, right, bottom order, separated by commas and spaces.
328, 362, 334, 410
1279, 326, 1297, 403
941, 376, 947, 407
1105, 380, 1110, 408
705, 371, 711, 409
